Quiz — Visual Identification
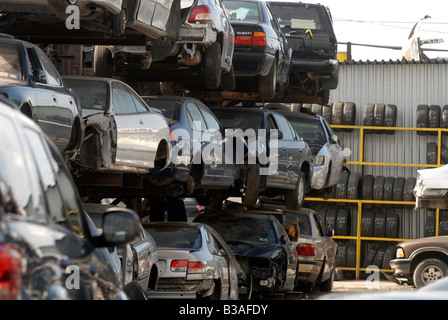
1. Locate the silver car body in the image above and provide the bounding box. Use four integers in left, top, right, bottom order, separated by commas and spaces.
283, 207, 337, 287
144, 222, 239, 300
414, 165, 448, 209
84, 203, 159, 296
63, 76, 171, 174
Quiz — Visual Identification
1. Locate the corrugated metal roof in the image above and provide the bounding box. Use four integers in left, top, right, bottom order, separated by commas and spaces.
340, 58, 448, 65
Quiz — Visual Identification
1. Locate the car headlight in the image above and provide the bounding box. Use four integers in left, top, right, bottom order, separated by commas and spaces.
314, 155, 325, 166
396, 247, 405, 259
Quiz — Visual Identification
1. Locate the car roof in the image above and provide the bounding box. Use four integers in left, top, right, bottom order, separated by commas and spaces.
272, 109, 320, 121
62, 75, 117, 83
266, 0, 326, 8
141, 95, 198, 104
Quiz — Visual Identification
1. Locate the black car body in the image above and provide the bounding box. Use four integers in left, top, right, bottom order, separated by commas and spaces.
268, 1, 338, 104
193, 212, 299, 298
0, 35, 83, 159
143, 95, 250, 205
222, 0, 292, 99
211, 107, 313, 210
0, 97, 141, 300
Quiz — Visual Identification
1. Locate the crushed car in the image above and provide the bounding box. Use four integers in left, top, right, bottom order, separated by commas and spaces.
413, 164, 448, 210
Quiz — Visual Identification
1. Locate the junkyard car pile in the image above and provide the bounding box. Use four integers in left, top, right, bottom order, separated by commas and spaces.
0, 0, 348, 300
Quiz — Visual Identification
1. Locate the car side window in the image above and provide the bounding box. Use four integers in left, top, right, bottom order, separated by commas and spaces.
186, 103, 206, 132
313, 214, 325, 237
266, 115, 277, 131
34, 47, 62, 86
198, 103, 221, 132
266, 4, 280, 32
112, 82, 137, 114
27, 48, 46, 84
273, 114, 295, 140
129, 89, 149, 113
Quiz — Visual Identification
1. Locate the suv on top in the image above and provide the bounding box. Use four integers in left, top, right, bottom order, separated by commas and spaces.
267, 1, 338, 104
389, 236, 448, 288
0, 96, 141, 300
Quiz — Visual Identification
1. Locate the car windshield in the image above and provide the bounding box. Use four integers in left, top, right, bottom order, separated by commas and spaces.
224, 1, 261, 22
212, 109, 264, 131
146, 225, 202, 249
269, 3, 329, 32
288, 116, 326, 146
143, 98, 178, 122
64, 79, 109, 111
197, 216, 277, 243
0, 44, 22, 80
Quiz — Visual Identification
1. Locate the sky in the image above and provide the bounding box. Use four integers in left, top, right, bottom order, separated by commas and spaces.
300, 0, 448, 61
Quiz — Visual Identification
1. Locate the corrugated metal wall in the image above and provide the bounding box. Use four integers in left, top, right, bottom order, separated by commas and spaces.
320, 61, 448, 240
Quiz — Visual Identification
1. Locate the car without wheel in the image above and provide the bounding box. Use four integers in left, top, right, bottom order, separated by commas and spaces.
194, 212, 299, 299
211, 107, 313, 210
222, 0, 292, 100
0, 35, 83, 159
389, 236, 448, 288
0, 96, 141, 300
0, 0, 176, 39
63, 76, 171, 175
95, 0, 235, 92
268, 0, 339, 105
143, 95, 251, 206
264, 104, 351, 190
143, 221, 241, 299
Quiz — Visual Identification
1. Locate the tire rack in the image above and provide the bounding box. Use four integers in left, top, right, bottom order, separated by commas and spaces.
304, 124, 448, 280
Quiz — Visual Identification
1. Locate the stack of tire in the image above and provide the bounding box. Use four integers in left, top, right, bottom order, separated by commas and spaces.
362, 175, 416, 204
426, 142, 448, 164
319, 207, 351, 237
362, 103, 397, 134
299, 101, 357, 132
416, 104, 448, 135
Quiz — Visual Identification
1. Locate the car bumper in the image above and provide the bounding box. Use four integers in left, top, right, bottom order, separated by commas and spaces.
291, 58, 338, 74
232, 51, 275, 77
146, 278, 214, 299
311, 164, 329, 190
390, 258, 412, 277
296, 260, 322, 284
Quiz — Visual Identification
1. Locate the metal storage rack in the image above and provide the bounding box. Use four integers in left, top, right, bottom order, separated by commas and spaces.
304, 124, 448, 279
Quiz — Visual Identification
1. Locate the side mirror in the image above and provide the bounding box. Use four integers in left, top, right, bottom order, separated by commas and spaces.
100, 207, 140, 246
280, 234, 288, 245
327, 227, 335, 237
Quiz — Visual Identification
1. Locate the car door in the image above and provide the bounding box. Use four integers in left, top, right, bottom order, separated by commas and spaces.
273, 217, 297, 291
313, 213, 336, 272
130, 228, 151, 290
272, 113, 301, 186
216, 0, 235, 68
321, 117, 344, 183
265, 113, 284, 185
205, 229, 230, 297
111, 81, 161, 169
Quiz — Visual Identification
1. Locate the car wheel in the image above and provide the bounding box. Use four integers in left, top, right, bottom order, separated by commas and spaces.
416, 104, 429, 135
243, 164, 260, 207
113, 8, 127, 37
413, 259, 448, 288
205, 42, 222, 89
285, 171, 306, 210
93, 45, 112, 77
259, 58, 277, 100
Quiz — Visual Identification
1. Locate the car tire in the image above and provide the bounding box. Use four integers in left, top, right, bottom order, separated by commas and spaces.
374, 103, 385, 134
332, 101, 344, 131
259, 58, 277, 100
386, 211, 399, 238
335, 171, 350, 199
428, 105, 441, 135
335, 243, 346, 267
384, 104, 397, 134
427, 142, 438, 164
382, 245, 396, 270
373, 175, 385, 201
347, 172, 362, 200
403, 177, 416, 202
243, 164, 260, 207
373, 209, 387, 237
392, 176, 405, 202
413, 259, 448, 288
336, 208, 351, 236
372, 248, 385, 268
363, 103, 375, 133
362, 247, 378, 269
416, 104, 429, 135
361, 209, 375, 237
342, 102, 356, 132
362, 174, 374, 200
113, 8, 127, 37
322, 104, 332, 124
93, 45, 112, 77
346, 245, 356, 268
441, 105, 448, 130
325, 208, 338, 231
285, 171, 306, 210
205, 42, 222, 89
442, 143, 448, 164
383, 176, 395, 202
311, 104, 323, 116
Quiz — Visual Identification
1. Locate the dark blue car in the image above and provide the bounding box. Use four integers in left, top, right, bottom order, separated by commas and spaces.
142, 95, 253, 208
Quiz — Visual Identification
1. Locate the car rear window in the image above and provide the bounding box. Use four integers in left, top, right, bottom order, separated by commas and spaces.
64, 79, 109, 110
212, 109, 264, 131
224, 1, 260, 22
0, 44, 22, 80
146, 225, 202, 249
144, 98, 179, 122
269, 4, 329, 32
288, 116, 326, 145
